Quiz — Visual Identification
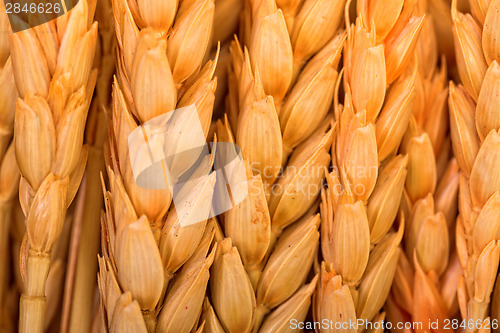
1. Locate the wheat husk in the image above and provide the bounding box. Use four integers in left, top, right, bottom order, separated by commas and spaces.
404, 133, 437, 201
255, 214, 319, 326
448, 82, 480, 175
313, 262, 357, 333
367, 155, 408, 243
452, 0, 487, 101
268, 129, 331, 232
200, 297, 225, 333
481, 0, 500, 65
110, 292, 147, 333
375, 65, 416, 161
259, 275, 318, 333
434, 159, 460, 228
224, 162, 271, 286
475, 61, 500, 141
358, 221, 403, 323
157, 244, 216, 333
210, 238, 255, 333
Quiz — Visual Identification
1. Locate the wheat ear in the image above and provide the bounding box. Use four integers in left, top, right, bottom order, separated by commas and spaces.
210, 0, 345, 331
318, 0, 426, 328
9, 1, 98, 331
384, 0, 462, 328
449, 0, 500, 330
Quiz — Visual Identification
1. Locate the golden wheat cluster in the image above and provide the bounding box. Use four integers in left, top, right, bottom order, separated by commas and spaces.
0, 0, 499, 332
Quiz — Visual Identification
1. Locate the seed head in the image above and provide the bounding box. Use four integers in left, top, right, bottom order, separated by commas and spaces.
257, 214, 319, 309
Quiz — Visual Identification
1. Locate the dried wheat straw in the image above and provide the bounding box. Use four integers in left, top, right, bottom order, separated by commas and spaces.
66, 0, 114, 330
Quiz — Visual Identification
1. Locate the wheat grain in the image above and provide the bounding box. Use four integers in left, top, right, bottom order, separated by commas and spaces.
8, 1, 97, 331
200, 297, 225, 333
317, 0, 427, 328
210, 238, 255, 333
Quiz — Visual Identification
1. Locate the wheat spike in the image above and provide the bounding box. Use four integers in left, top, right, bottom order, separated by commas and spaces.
100, 0, 217, 331
8, 1, 97, 331
449, 0, 500, 330
0, 2, 20, 327
318, 0, 426, 327
208, 0, 345, 331
385, 0, 461, 326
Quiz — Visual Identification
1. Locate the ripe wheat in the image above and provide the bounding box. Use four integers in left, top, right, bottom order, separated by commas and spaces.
449, 0, 500, 331
217, 0, 344, 331
383, 0, 462, 329
66, 0, 114, 331
318, 0, 427, 329
99, 0, 218, 331
8, 0, 98, 331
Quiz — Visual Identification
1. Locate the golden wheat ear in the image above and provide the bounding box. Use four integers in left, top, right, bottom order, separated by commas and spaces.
8, 0, 97, 331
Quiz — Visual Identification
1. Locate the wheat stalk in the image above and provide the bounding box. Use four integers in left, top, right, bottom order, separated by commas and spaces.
99, 0, 218, 331
65, 0, 115, 331
8, 1, 97, 331
449, 0, 500, 331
